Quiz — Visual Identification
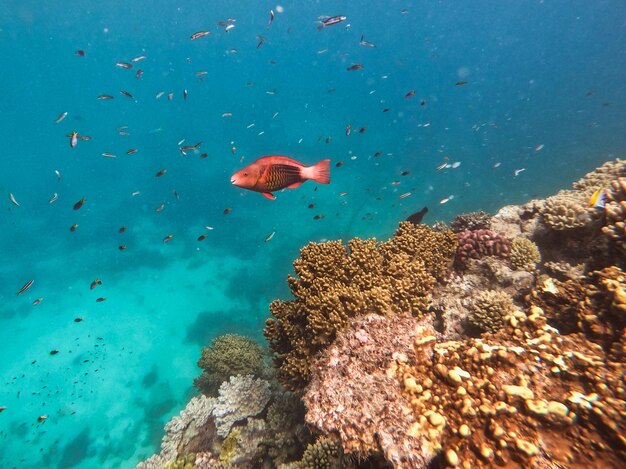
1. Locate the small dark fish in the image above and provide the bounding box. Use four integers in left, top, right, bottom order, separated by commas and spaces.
126, 149, 138, 155
257, 35, 266, 48
183, 89, 188, 100
74, 317, 83, 322
55, 112, 68, 124
405, 90, 416, 98
96, 297, 106, 302
115, 62, 133, 69
173, 189, 180, 200
308, 203, 315, 209
325, 136, 331, 144
119, 226, 127, 233
223, 207, 232, 215
336, 161, 344, 168
406, 206, 429, 225
359, 127, 367, 133
191, 31, 211, 40
163, 234, 174, 243
17, 279, 34, 295
98, 94, 114, 100
32, 297, 43, 306
0, 406, 5, 413
347, 64, 363, 71
155, 203, 165, 212
73, 198, 86, 210
199, 153, 208, 159
374, 151, 381, 157
118, 245, 127, 251
420, 99, 427, 106
359, 35, 376, 47
345, 124, 351, 136
313, 214, 325, 220
119, 90, 133, 99
90, 279, 102, 290
75, 50, 85, 57
70, 224, 78, 232
49, 350, 59, 356
455, 81, 468, 86
197, 234, 208, 241
382, 108, 390, 112
155, 169, 167, 177
135, 69, 143, 79
401, 170, 410, 176
267, 10, 275, 29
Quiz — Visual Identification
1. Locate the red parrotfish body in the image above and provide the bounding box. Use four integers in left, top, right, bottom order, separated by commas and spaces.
231, 156, 330, 200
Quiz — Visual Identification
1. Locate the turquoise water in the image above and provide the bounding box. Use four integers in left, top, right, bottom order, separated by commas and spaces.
1, 1, 625, 467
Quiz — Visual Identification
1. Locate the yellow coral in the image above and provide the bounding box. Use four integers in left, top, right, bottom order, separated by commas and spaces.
468, 290, 515, 333
264, 223, 457, 392
509, 237, 541, 271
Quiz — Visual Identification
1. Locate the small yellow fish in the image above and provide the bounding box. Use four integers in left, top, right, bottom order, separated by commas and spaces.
589, 189, 607, 209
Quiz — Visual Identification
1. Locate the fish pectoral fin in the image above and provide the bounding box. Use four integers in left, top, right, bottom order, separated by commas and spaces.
286, 181, 303, 189
262, 192, 276, 200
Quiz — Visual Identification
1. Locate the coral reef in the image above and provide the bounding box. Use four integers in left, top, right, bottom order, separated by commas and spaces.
449, 211, 492, 232
265, 392, 312, 465
603, 177, 626, 252
213, 375, 272, 437
264, 222, 456, 392
285, 437, 345, 469
455, 229, 510, 267
467, 289, 515, 333
509, 236, 541, 271
194, 334, 266, 396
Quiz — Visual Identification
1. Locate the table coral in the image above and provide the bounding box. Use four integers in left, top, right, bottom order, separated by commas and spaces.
194, 334, 266, 396
264, 223, 456, 392
509, 236, 541, 271
213, 375, 271, 437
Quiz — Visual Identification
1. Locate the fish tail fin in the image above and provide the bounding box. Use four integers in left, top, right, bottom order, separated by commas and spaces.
306, 159, 331, 184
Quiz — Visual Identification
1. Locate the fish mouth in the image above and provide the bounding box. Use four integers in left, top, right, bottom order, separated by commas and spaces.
230, 178, 237, 185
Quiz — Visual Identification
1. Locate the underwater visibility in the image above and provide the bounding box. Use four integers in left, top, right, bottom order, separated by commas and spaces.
1, 1, 625, 468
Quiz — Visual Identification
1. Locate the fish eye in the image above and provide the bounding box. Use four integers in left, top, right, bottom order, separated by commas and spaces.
243, 172, 248, 176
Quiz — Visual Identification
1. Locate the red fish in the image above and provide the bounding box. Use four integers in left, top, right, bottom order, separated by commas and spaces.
231, 156, 330, 200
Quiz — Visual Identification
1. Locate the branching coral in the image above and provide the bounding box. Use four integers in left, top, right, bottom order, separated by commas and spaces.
213, 375, 271, 437
194, 334, 265, 396
509, 236, 541, 271
450, 211, 492, 232
467, 289, 515, 333
455, 229, 510, 267
288, 437, 345, 469
264, 222, 457, 392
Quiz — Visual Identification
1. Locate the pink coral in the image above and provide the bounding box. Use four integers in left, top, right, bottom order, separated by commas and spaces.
455, 229, 510, 267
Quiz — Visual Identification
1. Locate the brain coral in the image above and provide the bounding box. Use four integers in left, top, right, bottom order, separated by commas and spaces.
467, 289, 515, 333
264, 223, 457, 392
509, 236, 541, 271
194, 334, 265, 396
455, 229, 510, 267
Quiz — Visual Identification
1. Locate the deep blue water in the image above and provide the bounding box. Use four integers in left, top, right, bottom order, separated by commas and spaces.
0, 1, 625, 467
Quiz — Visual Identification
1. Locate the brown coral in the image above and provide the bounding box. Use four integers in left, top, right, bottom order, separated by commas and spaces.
509, 236, 541, 271
455, 229, 511, 267
573, 158, 626, 193
603, 177, 626, 252
303, 305, 626, 467
264, 223, 457, 392
541, 189, 592, 230
467, 289, 515, 333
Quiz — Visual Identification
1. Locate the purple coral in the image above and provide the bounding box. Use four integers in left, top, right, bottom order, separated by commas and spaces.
455, 229, 511, 267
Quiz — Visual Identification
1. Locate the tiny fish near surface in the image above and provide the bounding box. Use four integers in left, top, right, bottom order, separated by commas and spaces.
231, 155, 331, 200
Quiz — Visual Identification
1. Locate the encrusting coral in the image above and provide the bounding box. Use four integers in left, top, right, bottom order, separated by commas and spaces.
467, 289, 516, 333
264, 222, 457, 392
194, 334, 266, 396
509, 236, 541, 271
